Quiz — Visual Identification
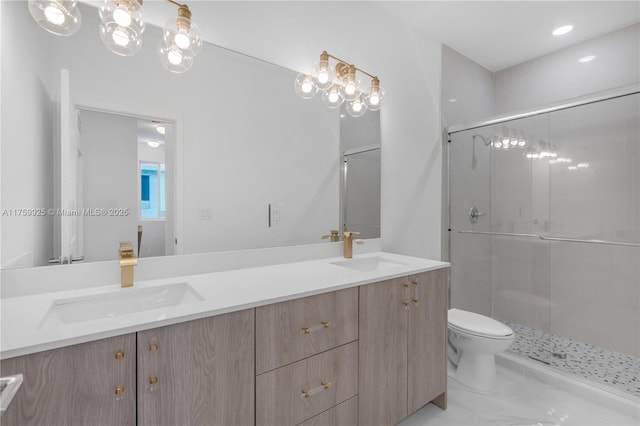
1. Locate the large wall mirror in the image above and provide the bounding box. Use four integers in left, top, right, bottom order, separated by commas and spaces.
0, 1, 381, 269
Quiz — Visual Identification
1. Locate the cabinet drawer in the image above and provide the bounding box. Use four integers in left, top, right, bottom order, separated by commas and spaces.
299, 396, 358, 426
256, 342, 358, 426
256, 287, 358, 374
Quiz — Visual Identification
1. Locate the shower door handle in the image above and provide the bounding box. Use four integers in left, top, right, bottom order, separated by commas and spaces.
468, 206, 486, 223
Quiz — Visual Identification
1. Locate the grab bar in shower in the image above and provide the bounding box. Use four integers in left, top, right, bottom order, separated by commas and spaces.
538, 235, 640, 248
458, 230, 640, 247
458, 231, 538, 238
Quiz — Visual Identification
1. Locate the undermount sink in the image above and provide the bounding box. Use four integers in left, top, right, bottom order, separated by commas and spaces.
331, 256, 407, 272
39, 282, 204, 328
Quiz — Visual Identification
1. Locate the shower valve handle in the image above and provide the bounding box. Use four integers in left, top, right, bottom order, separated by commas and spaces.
469, 206, 486, 223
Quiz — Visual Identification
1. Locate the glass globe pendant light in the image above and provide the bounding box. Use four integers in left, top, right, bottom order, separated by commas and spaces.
294, 73, 318, 99
28, 0, 81, 36
99, 0, 145, 56
346, 92, 367, 118
313, 51, 335, 90
364, 77, 385, 111
159, 4, 202, 73
338, 64, 361, 101
321, 84, 344, 108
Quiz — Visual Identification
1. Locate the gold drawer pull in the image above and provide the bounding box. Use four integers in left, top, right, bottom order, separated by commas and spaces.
300, 322, 331, 335
412, 281, 419, 286
403, 283, 410, 288
149, 343, 158, 351
149, 376, 158, 385
402, 301, 410, 307
301, 381, 332, 399
115, 351, 124, 359
412, 298, 419, 306
115, 386, 125, 396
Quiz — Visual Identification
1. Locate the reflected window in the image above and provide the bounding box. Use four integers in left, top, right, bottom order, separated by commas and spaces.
140, 162, 165, 219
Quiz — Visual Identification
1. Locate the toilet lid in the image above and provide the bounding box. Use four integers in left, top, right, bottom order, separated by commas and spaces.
448, 308, 514, 338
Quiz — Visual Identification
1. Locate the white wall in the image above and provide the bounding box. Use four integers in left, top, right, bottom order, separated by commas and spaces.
495, 24, 639, 114
80, 110, 139, 262
0, 2, 55, 268
441, 45, 495, 127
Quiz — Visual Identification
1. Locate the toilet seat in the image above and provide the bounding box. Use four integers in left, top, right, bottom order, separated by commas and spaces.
448, 308, 514, 340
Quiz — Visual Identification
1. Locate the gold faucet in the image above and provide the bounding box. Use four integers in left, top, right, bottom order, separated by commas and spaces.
343, 231, 364, 258
321, 230, 340, 242
119, 241, 137, 288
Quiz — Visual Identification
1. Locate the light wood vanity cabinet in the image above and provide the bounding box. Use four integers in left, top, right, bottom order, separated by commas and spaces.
137, 309, 255, 426
1, 334, 136, 426
255, 288, 359, 426
2, 266, 449, 426
359, 269, 448, 426
1, 309, 254, 426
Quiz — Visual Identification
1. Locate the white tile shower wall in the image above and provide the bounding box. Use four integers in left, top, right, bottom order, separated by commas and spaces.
495, 24, 640, 114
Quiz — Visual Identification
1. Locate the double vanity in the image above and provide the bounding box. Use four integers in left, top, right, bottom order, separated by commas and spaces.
1, 250, 449, 426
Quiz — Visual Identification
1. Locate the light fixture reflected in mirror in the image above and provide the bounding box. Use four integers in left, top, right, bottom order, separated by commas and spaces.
295, 51, 383, 117
28, 0, 82, 36
158, 2, 202, 73
99, 0, 145, 56
28, 0, 202, 73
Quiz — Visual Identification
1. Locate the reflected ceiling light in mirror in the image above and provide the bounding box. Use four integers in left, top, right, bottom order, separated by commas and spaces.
147, 140, 160, 148
552, 25, 573, 36
578, 55, 596, 63
159, 2, 202, 73
156, 125, 166, 135
99, 0, 145, 56
295, 51, 383, 117
28, 0, 81, 36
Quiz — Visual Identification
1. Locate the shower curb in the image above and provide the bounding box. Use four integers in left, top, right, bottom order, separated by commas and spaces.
497, 352, 640, 420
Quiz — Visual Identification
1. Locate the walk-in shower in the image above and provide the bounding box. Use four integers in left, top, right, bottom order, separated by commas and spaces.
446, 84, 639, 399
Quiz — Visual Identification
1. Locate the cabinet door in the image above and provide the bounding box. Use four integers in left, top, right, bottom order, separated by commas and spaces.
358, 277, 408, 426
1, 334, 136, 426
407, 269, 448, 414
137, 309, 254, 426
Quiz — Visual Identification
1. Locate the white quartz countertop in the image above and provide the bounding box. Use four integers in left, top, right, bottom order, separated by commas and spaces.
1, 252, 449, 359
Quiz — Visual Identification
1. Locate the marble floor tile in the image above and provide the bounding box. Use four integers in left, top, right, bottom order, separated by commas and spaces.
399, 363, 639, 426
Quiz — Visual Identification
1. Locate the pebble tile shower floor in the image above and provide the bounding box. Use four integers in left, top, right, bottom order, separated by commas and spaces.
503, 321, 640, 397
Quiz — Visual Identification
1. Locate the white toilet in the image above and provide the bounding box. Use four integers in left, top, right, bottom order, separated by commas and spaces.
447, 308, 514, 392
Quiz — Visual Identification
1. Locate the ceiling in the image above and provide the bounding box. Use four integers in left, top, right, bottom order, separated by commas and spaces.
370, 1, 640, 71
81, 1, 639, 72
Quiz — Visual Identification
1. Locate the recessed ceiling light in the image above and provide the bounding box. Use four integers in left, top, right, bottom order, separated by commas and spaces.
578, 55, 596, 63
156, 125, 166, 135
147, 141, 160, 148
552, 25, 574, 36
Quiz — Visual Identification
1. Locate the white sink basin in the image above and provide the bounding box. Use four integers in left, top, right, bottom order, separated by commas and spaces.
39, 282, 204, 328
331, 256, 406, 272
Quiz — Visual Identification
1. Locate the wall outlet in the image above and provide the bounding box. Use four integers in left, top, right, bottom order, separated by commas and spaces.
269, 203, 283, 226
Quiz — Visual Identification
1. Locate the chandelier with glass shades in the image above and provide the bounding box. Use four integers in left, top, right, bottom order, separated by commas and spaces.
295, 51, 384, 118
27, 0, 202, 73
